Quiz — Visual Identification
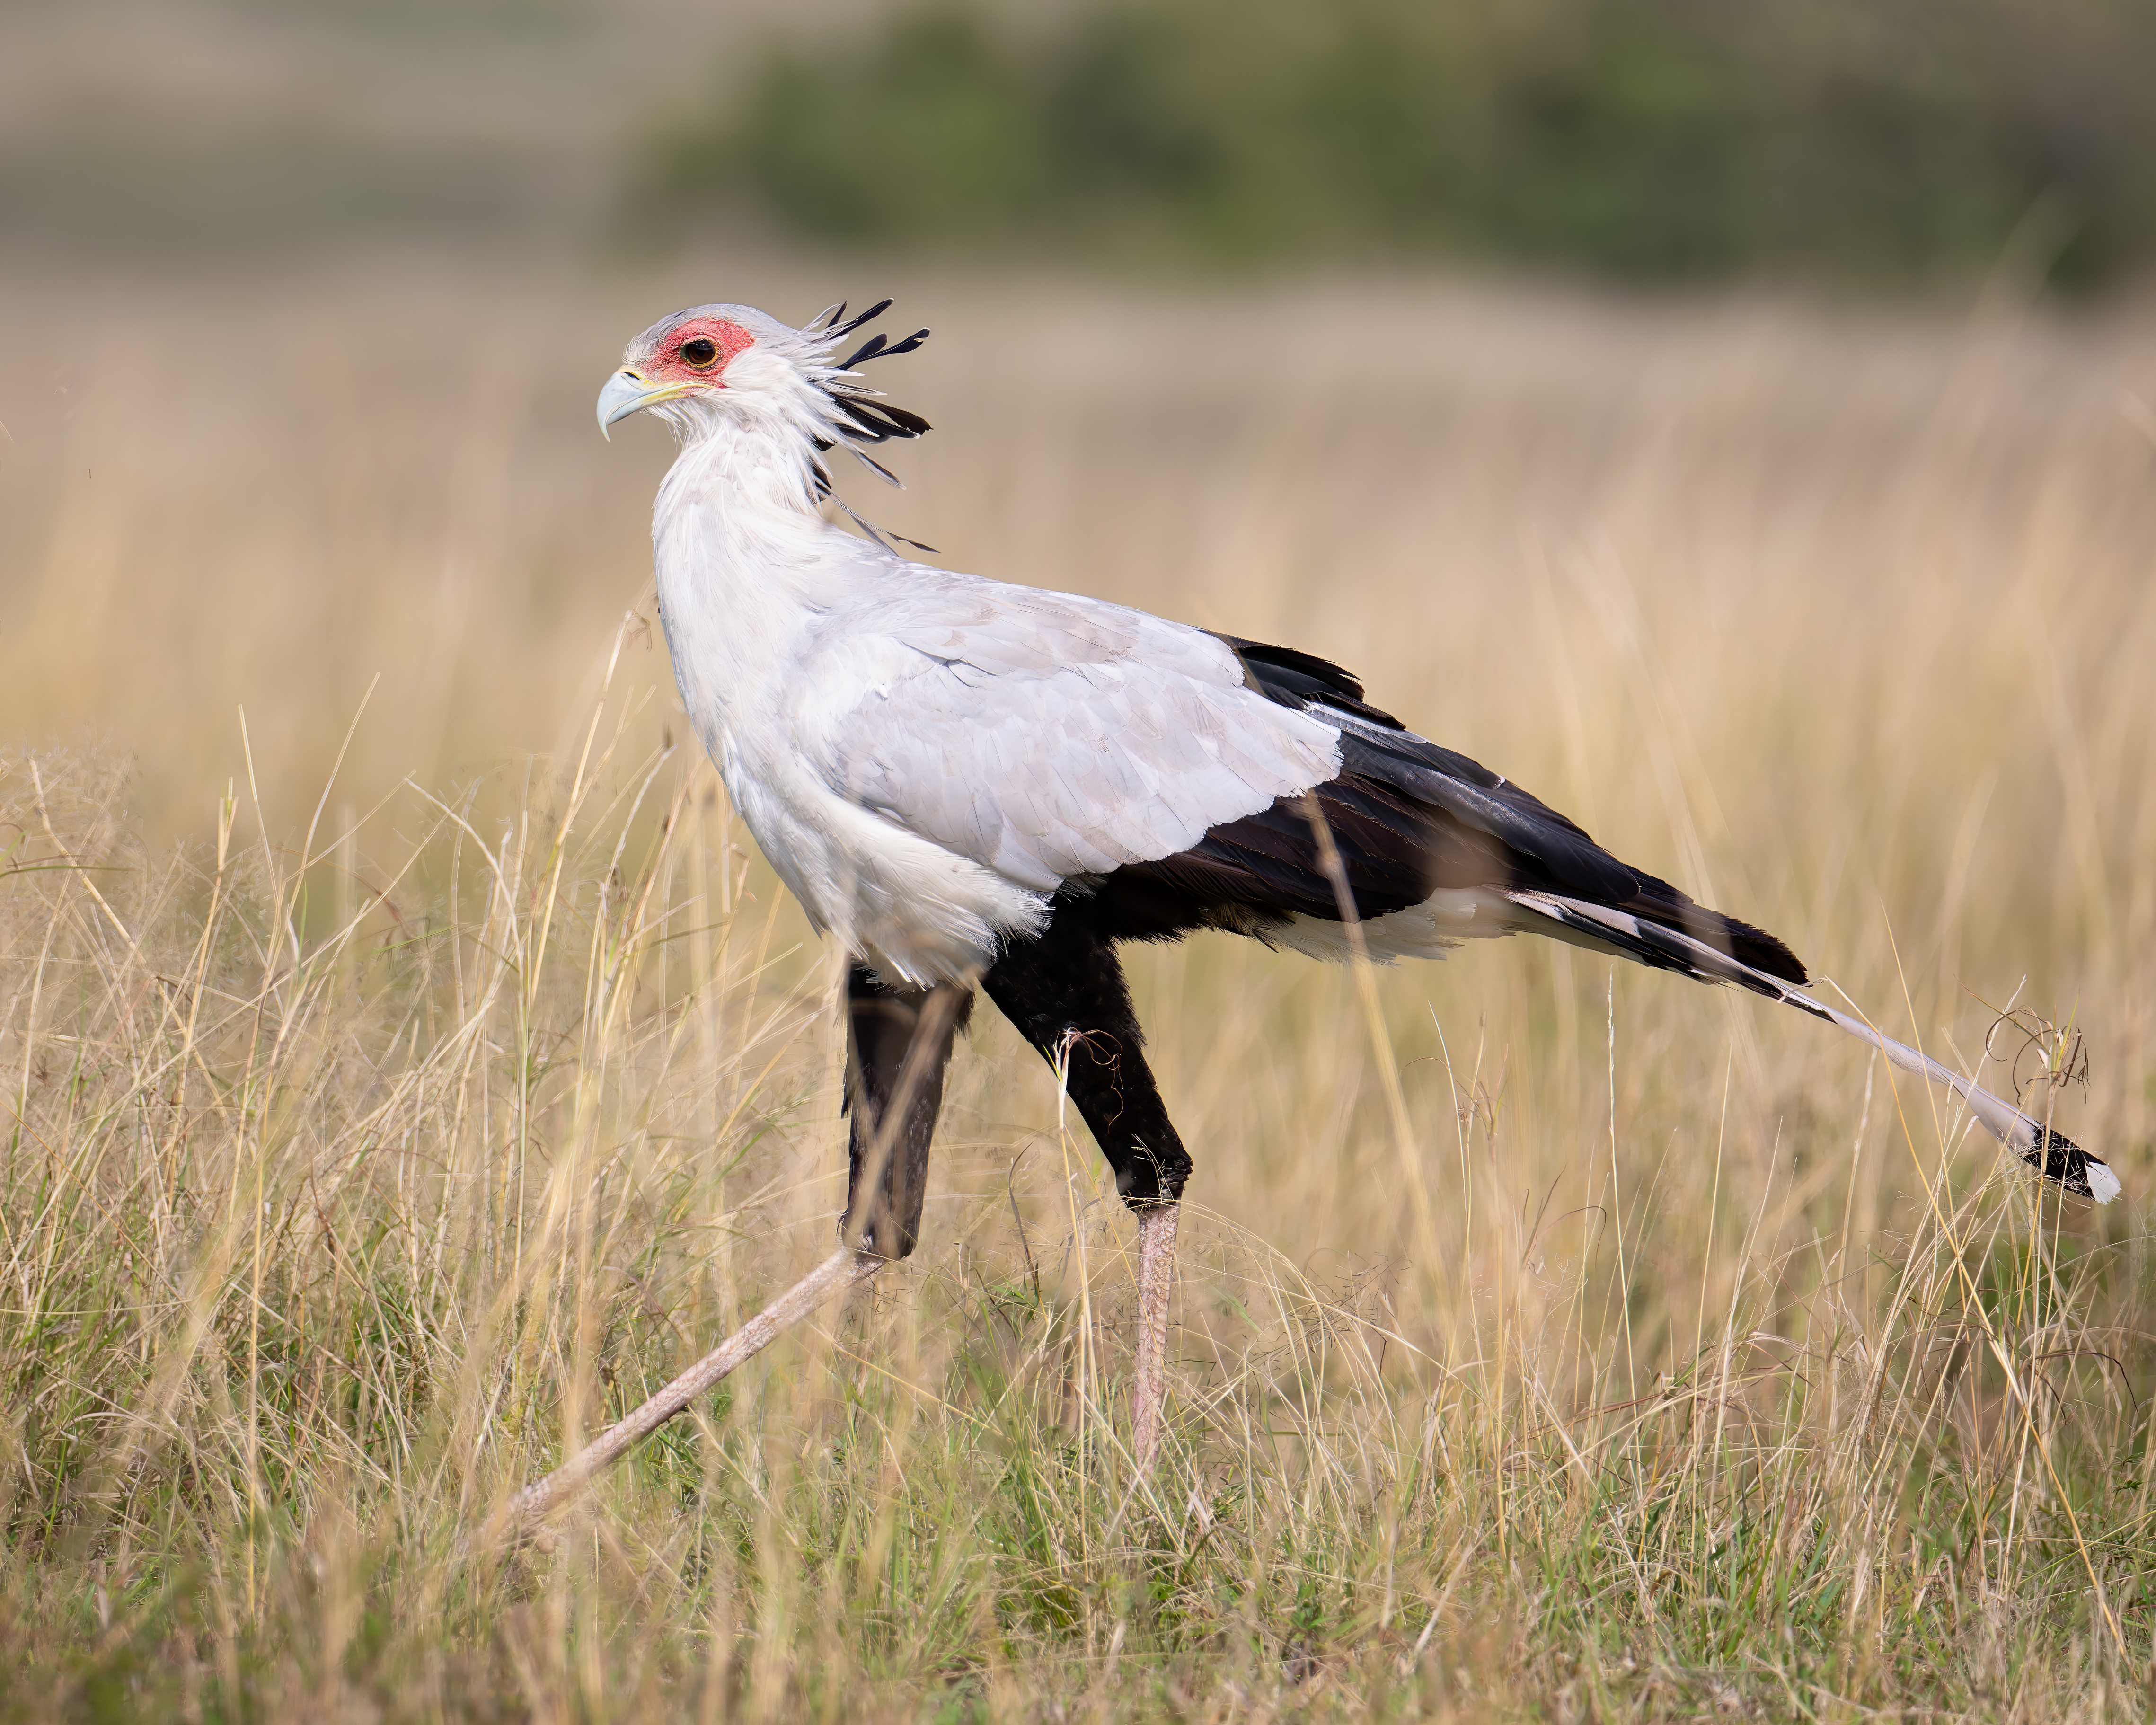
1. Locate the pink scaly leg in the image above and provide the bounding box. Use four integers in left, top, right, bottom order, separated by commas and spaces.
1131, 1203, 1179, 1469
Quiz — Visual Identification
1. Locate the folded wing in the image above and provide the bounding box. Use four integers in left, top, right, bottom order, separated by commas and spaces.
813, 580, 1346, 893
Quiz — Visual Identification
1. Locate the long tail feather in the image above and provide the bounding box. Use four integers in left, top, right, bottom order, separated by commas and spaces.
1504, 888, 2121, 1203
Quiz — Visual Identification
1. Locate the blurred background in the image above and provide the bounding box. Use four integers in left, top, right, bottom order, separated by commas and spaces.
7, 0, 2156, 832
7, 0, 2156, 1120
9, 0, 2156, 281
5, 7, 2156, 1711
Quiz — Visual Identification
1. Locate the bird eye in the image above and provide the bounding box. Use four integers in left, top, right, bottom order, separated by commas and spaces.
679, 337, 720, 369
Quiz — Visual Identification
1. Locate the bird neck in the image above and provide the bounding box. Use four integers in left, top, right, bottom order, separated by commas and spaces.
660, 407, 831, 524
650, 415, 895, 756
654, 424, 884, 620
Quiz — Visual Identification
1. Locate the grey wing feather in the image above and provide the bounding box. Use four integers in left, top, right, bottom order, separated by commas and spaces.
818, 584, 1342, 889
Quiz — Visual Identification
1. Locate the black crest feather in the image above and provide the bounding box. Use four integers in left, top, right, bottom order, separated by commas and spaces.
824, 297, 895, 342
815, 298, 935, 551
820, 297, 932, 449
839, 327, 931, 370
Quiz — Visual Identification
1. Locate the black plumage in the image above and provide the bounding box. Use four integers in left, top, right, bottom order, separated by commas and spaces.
1063, 635, 1806, 993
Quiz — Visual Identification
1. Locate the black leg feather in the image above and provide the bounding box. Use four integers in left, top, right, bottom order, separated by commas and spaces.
983, 913, 1191, 1210
843, 966, 972, 1259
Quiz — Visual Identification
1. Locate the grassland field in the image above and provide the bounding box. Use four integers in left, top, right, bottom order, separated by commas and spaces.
2, 252, 2155, 1720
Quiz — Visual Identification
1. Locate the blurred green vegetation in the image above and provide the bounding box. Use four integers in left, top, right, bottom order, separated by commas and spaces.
645, 0, 2156, 290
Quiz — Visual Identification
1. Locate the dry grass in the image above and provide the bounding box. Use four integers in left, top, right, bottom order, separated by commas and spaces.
3, 255, 2155, 1719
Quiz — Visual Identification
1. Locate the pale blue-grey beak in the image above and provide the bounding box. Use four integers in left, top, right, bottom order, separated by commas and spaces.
597, 367, 667, 439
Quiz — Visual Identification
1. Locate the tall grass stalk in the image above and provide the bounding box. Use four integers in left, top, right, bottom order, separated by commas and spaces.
4, 700, 2146, 1716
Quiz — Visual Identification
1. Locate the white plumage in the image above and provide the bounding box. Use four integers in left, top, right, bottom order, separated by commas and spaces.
597, 295, 2119, 1259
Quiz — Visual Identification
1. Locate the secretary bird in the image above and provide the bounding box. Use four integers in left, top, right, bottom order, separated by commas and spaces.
505, 297, 2118, 1528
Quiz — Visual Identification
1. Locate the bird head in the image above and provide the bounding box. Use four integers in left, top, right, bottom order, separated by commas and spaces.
597, 299, 931, 480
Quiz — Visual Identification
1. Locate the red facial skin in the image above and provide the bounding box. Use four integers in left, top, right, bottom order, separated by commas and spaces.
640, 316, 756, 388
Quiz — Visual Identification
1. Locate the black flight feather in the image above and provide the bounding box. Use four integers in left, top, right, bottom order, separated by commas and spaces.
1071, 633, 1810, 991
1212, 634, 1403, 728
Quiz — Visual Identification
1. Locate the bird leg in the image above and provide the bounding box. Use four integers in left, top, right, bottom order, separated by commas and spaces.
842, 974, 973, 1258
501, 972, 971, 1539
1131, 1202, 1179, 1469
503, 1246, 880, 1534
983, 915, 1191, 1471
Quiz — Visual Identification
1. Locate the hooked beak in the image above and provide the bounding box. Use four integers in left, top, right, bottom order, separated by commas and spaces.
596, 367, 693, 439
